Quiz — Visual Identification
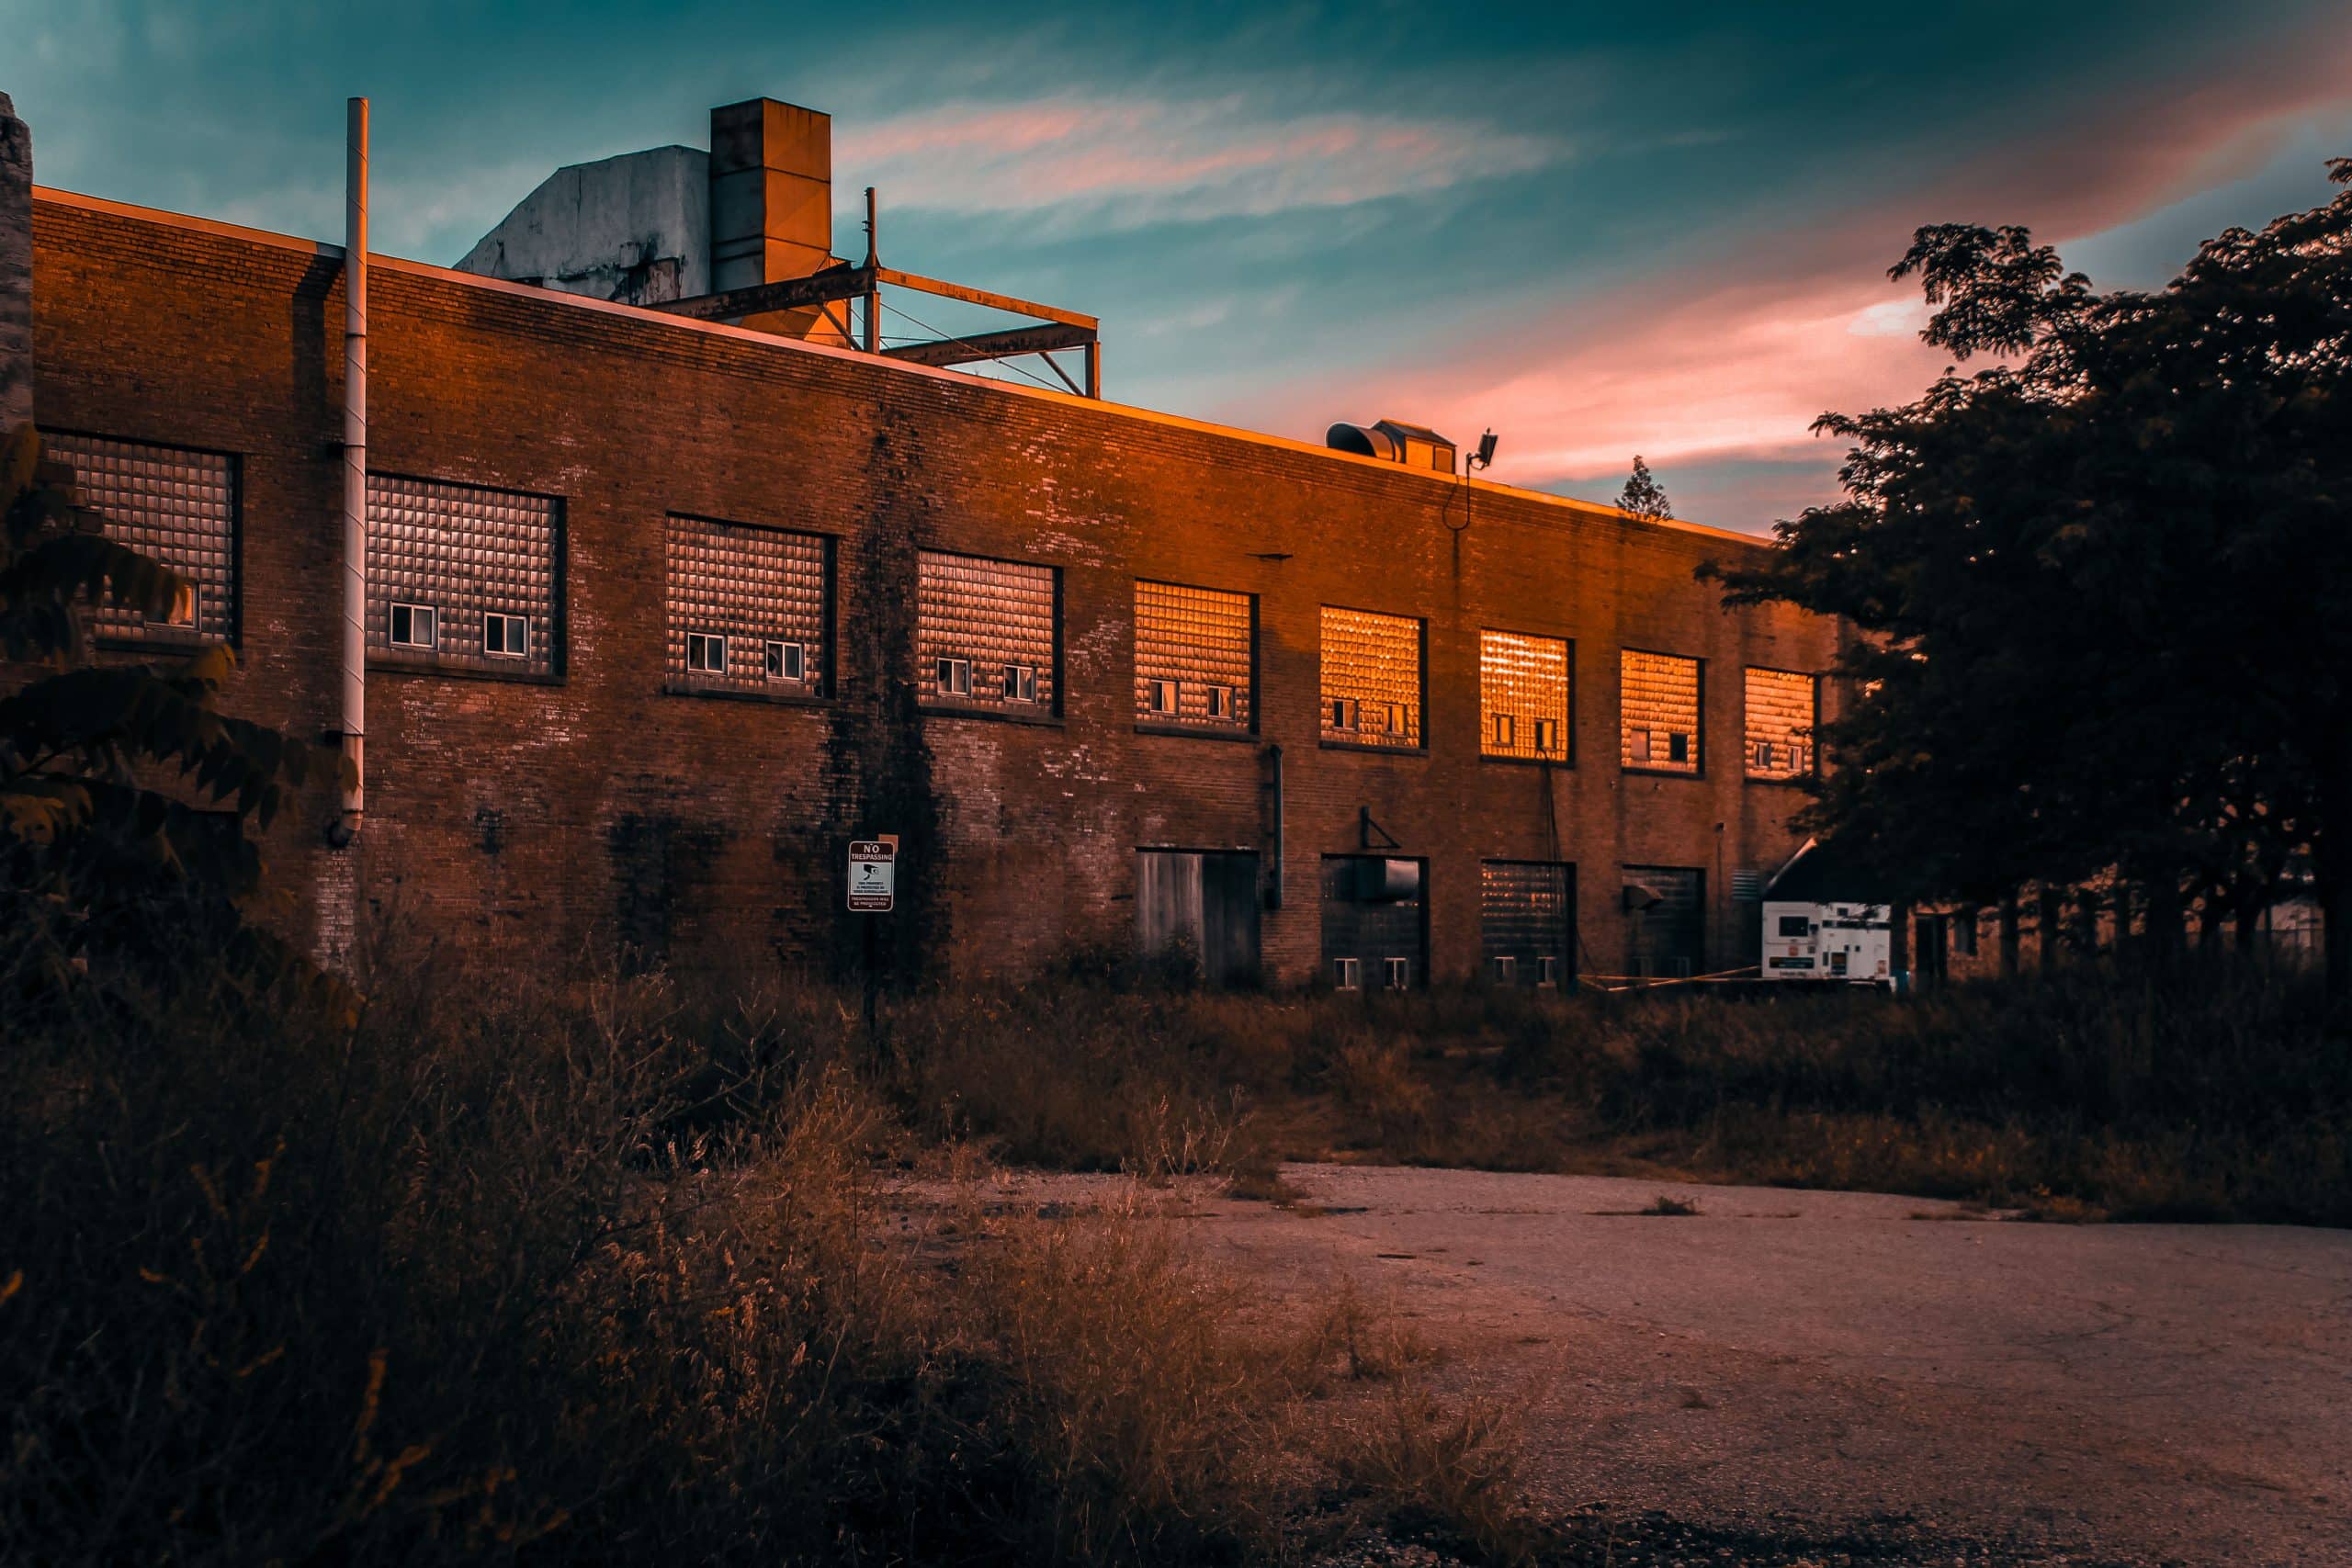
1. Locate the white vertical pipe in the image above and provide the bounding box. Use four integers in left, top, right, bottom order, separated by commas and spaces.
337, 96, 368, 840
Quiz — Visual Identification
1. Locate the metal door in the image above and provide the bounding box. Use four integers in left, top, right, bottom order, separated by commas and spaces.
1136, 849, 1261, 986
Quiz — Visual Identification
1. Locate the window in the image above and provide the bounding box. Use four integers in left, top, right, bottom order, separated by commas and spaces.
1537, 955, 1560, 988
665, 514, 830, 697
1776, 914, 1814, 938
1953, 912, 1980, 957
484, 613, 529, 659
1321, 605, 1422, 749
369, 475, 559, 675
1491, 955, 1518, 984
1334, 956, 1362, 991
390, 602, 437, 649
47, 433, 238, 647
922, 551, 1057, 712
150, 582, 199, 631
1745, 667, 1819, 782
764, 639, 806, 682
1623, 649, 1702, 773
1135, 581, 1252, 729
1382, 956, 1411, 991
1481, 630, 1571, 761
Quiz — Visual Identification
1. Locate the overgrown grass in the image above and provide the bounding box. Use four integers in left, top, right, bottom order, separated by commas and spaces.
0, 942, 1544, 1566
876, 962, 2352, 1226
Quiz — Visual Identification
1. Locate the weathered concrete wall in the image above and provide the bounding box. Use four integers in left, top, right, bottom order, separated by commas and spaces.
0, 93, 30, 432
454, 145, 709, 306
31, 189, 1845, 989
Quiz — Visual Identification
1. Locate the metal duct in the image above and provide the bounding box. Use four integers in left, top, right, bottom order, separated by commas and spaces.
335, 96, 368, 844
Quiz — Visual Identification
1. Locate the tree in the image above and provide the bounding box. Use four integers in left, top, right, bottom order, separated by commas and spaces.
1704, 161, 2352, 991
2, 424, 324, 1010
1617, 456, 1672, 520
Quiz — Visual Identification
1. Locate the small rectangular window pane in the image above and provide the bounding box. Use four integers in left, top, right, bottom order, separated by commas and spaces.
390, 602, 437, 649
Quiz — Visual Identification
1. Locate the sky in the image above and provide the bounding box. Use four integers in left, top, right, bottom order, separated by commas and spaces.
6, 0, 2350, 532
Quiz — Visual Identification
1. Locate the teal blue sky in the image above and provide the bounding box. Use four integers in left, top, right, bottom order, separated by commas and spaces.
6, 1, 2349, 529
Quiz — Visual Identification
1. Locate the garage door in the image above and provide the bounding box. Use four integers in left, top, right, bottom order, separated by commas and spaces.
1322, 855, 1426, 990
1623, 865, 1704, 976
1481, 861, 1573, 987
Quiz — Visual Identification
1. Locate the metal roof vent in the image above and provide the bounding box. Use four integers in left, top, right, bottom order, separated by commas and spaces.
1328, 418, 1457, 474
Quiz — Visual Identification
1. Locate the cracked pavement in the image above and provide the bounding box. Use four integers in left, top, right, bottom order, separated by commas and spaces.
994, 1164, 2352, 1564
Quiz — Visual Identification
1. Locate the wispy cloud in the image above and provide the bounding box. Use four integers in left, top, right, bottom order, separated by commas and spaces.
839, 96, 1565, 229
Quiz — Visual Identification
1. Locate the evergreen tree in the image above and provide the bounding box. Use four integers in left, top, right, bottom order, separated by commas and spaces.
1617, 456, 1672, 520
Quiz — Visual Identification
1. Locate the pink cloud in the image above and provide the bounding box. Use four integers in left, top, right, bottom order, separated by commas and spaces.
1210, 30, 2352, 516
838, 96, 1565, 227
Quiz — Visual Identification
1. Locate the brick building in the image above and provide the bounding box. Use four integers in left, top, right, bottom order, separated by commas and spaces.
3, 93, 1847, 990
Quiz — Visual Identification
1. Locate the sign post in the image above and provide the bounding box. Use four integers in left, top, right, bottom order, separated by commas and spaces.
848, 836, 898, 1045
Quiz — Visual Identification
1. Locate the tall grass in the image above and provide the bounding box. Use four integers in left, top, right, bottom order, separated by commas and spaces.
0, 942, 1541, 1566
877, 963, 2352, 1224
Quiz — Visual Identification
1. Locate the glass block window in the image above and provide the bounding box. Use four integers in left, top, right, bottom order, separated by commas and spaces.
1320, 605, 1422, 749
1622, 649, 1701, 774
48, 432, 237, 646
664, 514, 829, 696
1746, 667, 1817, 781
368, 474, 559, 677
918, 550, 1057, 711
1135, 580, 1252, 730
1481, 630, 1571, 762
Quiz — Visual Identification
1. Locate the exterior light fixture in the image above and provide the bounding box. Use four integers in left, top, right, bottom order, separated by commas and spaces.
1469, 429, 1498, 471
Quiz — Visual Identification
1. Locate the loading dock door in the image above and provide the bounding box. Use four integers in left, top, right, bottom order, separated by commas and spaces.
1624, 865, 1705, 976
1322, 855, 1427, 989
1136, 850, 1261, 987
1481, 861, 1574, 985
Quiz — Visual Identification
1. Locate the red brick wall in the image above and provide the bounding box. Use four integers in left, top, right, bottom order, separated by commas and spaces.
29, 191, 1846, 987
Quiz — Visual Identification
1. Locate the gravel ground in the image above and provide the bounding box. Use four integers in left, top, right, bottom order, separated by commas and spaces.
974, 1164, 2352, 1567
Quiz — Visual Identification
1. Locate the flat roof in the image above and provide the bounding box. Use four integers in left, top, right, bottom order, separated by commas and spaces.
31, 183, 1770, 552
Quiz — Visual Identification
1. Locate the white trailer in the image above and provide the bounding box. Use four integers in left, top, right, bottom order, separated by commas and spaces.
1760, 899, 1893, 986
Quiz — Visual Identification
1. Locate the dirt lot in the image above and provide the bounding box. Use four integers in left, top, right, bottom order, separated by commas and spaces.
974, 1164, 2352, 1566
